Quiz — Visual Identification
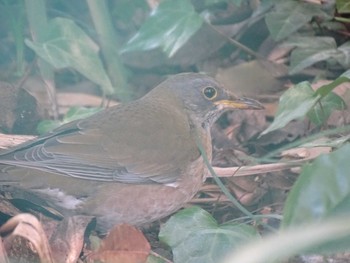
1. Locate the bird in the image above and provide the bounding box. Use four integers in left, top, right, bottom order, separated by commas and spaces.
0, 73, 263, 233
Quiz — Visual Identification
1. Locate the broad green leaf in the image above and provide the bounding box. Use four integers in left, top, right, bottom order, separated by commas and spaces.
286, 38, 350, 74
287, 37, 337, 74
285, 36, 337, 50
160, 206, 259, 263
265, 1, 328, 41
307, 76, 349, 125
335, 16, 350, 23
63, 106, 102, 123
281, 144, 350, 253
261, 82, 319, 135
307, 92, 346, 126
283, 144, 350, 227
25, 17, 114, 94
315, 76, 350, 97
336, 0, 350, 14
224, 216, 350, 263
289, 48, 338, 75
336, 41, 350, 68
36, 120, 61, 135
342, 69, 350, 79
159, 206, 218, 247
36, 106, 101, 134
121, 0, 203, 57
319, 21, 347, 31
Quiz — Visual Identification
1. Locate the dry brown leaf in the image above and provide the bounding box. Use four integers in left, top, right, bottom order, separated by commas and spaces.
225, 175, 267, 205
0, 213, 54, 263
0, 237, 9, 263
88, 224, 150, 263
0, 133, 35, 150
50, 216, 92, 263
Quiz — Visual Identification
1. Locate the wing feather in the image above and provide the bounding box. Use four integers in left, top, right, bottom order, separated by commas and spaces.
0, 99, 200, 184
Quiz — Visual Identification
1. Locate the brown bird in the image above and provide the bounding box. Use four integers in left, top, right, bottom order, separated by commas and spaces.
0, 73, 263, 233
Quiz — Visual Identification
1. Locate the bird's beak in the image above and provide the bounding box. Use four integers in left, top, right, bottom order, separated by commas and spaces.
214, 97, 264, 110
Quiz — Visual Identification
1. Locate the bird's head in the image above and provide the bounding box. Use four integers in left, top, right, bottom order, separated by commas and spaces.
148, 73, 264, 127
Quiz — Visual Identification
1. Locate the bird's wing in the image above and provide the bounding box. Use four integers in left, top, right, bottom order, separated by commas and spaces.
0, 102, 201, 184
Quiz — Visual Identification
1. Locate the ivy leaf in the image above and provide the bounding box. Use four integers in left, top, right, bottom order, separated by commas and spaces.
26, 18, 114, 94
121, 0, 203, 57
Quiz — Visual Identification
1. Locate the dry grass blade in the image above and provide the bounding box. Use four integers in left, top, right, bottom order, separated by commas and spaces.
214, 146, 331, 177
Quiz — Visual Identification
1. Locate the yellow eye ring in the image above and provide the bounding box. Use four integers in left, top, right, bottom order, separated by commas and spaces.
202, 87, 217, 100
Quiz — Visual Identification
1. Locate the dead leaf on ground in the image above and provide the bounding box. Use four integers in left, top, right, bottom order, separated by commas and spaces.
87, 224, 150, 263
0, 213, 54, 263
50, 216, 93, 263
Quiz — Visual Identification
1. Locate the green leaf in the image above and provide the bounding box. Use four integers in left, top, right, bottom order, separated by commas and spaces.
336, 0, 350, 14
281, 144, 350, 253
159, 206, 218, 247
160, 207, 259, 263
36, 119, 61, 135
225, 216, 350, 263
261, 82, 320, 135
63, 106, 102, 123
336, 41, 350, 68
262, 75, 350, 134
265, 1, 329, 41
286, 38, 350, 74
289, 48, 337, 75
36, 107, 101, 134
307, 92, 346, 126
307, 76, 349, 125
282, 144, 350, 227
25, 17, 114, 94
285, 36, 337, 50
315, 76, 350, 97
342, 69, 350, 79
121, 0, 203, 57
335, 16, 350, 23
287, 37, 338, 74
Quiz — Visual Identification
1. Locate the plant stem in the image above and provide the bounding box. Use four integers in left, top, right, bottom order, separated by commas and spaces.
25, 0, 58, 119
86, 0, 130, 101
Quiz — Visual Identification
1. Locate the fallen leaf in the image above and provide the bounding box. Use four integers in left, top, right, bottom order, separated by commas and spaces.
88, 224, 150, 263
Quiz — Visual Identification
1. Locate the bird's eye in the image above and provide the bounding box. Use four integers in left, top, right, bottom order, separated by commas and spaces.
203, 87, 217, 100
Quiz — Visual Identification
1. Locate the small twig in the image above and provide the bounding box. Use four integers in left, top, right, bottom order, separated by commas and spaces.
213, 161, 303, 177
150, 251, 172, 263
207, 23, 265, 60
